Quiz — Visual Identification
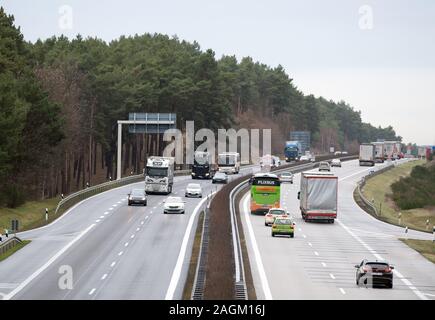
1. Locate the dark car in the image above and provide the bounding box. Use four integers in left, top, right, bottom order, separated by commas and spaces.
212, 172, 228, 184
355, 260, 394, 288
128, 189, 147, 206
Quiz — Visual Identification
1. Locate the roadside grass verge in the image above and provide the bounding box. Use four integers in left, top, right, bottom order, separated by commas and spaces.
361, 160, 435, 233
400, 239, 435, 264
0, 197, 60, 233
0, 240, 31, 262
182, 210, 204, 300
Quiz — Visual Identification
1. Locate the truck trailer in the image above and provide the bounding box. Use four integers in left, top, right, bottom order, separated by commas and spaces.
359, 143, 376, 166
372, 142, 384, 163
298, 172, 338, 223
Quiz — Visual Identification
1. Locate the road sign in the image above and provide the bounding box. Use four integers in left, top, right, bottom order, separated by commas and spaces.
127, 113, 176, 134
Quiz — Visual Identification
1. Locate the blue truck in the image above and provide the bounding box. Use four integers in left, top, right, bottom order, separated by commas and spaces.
284, 141, 302, 162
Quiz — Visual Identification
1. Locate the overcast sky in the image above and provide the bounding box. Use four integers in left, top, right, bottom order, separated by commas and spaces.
3, 0, 434, 145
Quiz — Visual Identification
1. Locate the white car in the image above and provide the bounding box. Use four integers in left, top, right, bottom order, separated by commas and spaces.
272, 156, 281, 167
185, 183, 202, 198
279, 172, 293, 183
163, 196, 185, 214
331, 158, 342, 167
300, 155, 309, 161
265, 208, 288, 226
334, 151, 342, 156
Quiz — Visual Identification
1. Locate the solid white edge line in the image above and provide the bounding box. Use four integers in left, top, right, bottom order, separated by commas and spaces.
89, 288, 96, 295
165, 191, 217, 300
242, 194, 273, 300
4, 224, 95, 300
337, 219, 428, 300
101, 274, 107, 280
339, 288, 346, 295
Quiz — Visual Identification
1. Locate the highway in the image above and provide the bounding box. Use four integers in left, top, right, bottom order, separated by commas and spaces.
0, 167, 256, 300
240, 159, 435, 300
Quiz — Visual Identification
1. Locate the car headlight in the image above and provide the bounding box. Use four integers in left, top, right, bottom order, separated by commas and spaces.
191, 172, 195, 175
205, 173, 209, 176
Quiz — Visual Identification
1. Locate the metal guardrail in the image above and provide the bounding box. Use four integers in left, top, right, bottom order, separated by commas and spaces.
54, 170, 191, 217
356, 162, 396, 217
0, 236, 22, 256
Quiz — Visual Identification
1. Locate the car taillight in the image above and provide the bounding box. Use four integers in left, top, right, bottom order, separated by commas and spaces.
385, 267, 392, 273
362, 267, 369, 272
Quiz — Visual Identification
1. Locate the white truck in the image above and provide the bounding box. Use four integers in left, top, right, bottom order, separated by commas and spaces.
218, 152, 240, 174
145, 156, 174, 194
298, 172, 338, 223
372, 142, 384, 163
383, 141, 396, 160
359, 143, 375, 166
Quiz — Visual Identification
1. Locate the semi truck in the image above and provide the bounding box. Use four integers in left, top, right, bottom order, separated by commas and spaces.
383, 141, 396, 160
284, 141, 302, 162
298, 172, 338, 223
218, 152, 240, 174
359, 143, 376, 166
191, 151, 215, 179
145, 156, 174, 194
372, 142, 385, 163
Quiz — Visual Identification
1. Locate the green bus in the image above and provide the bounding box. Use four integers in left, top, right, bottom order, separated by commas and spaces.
250, 173, 281, 214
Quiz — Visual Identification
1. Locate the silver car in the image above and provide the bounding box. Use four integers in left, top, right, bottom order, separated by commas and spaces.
128, 189, 147, 206
163, 196, 185, 214
279, 172, 293, 184
318, 161, 331, 172
185, 183, 202, 198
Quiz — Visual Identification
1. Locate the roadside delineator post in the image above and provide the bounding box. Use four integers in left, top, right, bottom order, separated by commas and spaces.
426, 219, 429, 231
405, 226, 408, 239
433, 226, 435, 243
45, 208, 49, 222
398, 212, 402, 226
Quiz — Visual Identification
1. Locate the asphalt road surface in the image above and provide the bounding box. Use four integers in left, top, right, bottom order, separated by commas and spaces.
240, 159, 435, 300
0, 165, 259, 300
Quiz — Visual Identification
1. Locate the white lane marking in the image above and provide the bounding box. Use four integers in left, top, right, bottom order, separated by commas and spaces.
340, 288, 346, 295
329, 273, 335, 279
130, 235, 135, 239
118, 251, 123, 256
298, 228, 302, 232
99, 216, 104, 219
141, 221, 144, 225
153, 207, 157, 209
339, 166, 382, 182
117, 201, 122, 204
110, 262, 116, 267
136, 228, 140, 232
124, 242, 129, 247
145, 216, 149, 220
424, 293, 435, 297
314, 251, 319, 256
308, 242, 312, 247
112, 204, 117, 207
337, 219, 428, 300
95, 219, 100, 223
321, 262, 327, 267
104, 212, 109, 215
101, 274, 107, 280
241, 194, 273, 300
109, 208, 114, 211
165, 191, 217, 300
89, 288, 96, 295
3, 224, 95, 300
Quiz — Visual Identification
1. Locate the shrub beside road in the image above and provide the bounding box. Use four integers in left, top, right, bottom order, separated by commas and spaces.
361, 160, 434, 233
